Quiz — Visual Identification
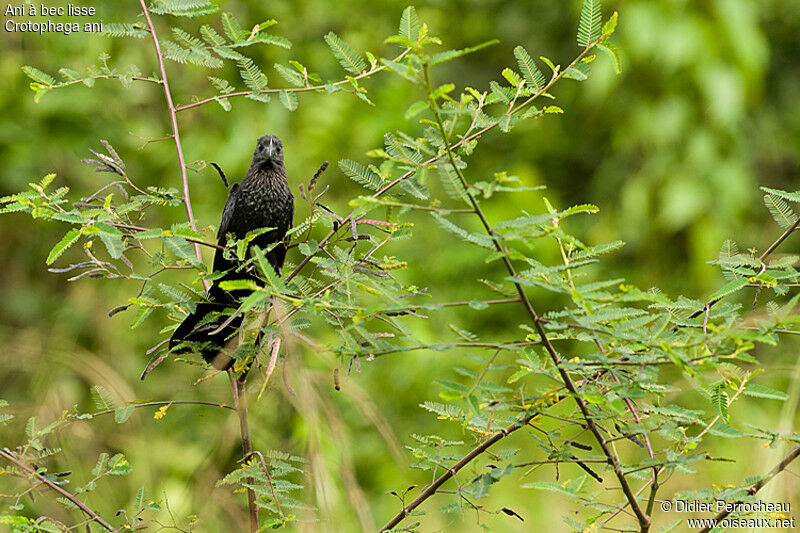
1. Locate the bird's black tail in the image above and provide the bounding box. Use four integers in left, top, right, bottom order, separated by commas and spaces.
169, 287, 242, 369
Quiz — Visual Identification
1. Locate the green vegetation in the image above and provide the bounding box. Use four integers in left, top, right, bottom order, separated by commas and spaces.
1, 1, 799, 532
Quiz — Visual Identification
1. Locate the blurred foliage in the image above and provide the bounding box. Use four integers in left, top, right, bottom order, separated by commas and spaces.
1, 1, 800, 532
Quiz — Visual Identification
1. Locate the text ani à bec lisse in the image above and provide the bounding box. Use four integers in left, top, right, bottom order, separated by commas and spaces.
4, 4, 102, 35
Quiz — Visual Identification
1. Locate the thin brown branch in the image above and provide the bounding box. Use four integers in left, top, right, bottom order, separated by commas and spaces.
594, 338, 659, 517
420, 46, 651, 530
359, 340, 540, 358
137, 0, 209, 291
760, 215, 800, 262
378, 413, 537, 532
110, 222, 224, 250
382, 297, 520, 316
0, 448, 120, 533
88, 400, 235, 418
514, 458, 610, 467
679, 214, 800, 329
285, 34, 606, 285
230, 375, 258, 532
245, 451, 284, 519
175, 50, 410, 112
698, 444, 800, 533
44, 74, 161, 91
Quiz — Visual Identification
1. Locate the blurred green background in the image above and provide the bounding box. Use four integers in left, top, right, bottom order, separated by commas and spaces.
2, 0, 800, 531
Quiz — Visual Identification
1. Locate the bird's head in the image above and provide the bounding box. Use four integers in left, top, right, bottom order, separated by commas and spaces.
253, 135, 284, 166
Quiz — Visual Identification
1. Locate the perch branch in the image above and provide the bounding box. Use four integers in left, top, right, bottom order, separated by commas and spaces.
697, 444, 800, 533
230, 375, 258, 532
378, 413, 538, 532
0, 448, 120, 533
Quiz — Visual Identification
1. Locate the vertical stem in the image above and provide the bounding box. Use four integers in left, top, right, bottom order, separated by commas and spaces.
138, 0, 210, 291
422, 62, 650, 531
231, 374, 259, 532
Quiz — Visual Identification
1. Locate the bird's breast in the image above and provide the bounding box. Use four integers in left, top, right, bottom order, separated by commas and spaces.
234, 178, 292, 236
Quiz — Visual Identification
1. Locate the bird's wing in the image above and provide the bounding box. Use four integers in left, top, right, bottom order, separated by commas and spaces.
217, 182, 240, 242
287, 197, 294, 238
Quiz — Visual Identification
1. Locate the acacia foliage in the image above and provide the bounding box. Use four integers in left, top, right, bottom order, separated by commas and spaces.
2, 1, 800, 532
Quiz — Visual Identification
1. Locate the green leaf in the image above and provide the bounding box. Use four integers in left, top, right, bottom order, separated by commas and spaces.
760, 186, 800, 204
502, 67, 523, 87
499, 114, 518, 132
164, 236, 201, 266
404, 100, 428, 120
274, 63, 304, 87
252, 245, 285, 292
324, 32, 367, 74
708, 423, 743, 438
431, 213, 494, 249
539, 55, 557, 73
103, 23, 148, 39
437, 164, 469, 204
218, 279, 261, 292
522, 481, 579, 497
241, 33, 291, 49
150, 0, 218, 17
577, 0, 602, 47
602, 11, 618, 35
279, 90, 298, 111
47, 228, 81, 265
708, 277, 749, 301
96, 225, 124, 259
22, 66, 55, 85
507, 367, 532, 384
130, 305, 154, 329
764, 193, 796, 229
339, 159, 384, 191
709, 382, 729, 423
237, 57, 268, 91
209, 76, 235, 94
221, 12, 245, 42
596, 42, 621, 73
398, 6, 420, 41
743, 384, 788, 401
430, 40, 498, 66
513, 46, 546, 90
25, 416, 37, 438
489, 81, 513, 104
134, 486, 145, 512
399, 171, 430, 200
564, 65, 589, 81
162, 31, 223, 68
108, 453, 132, 476
92, 453, 109, 476
91, 385, 116, 411
114, 405, 135, 424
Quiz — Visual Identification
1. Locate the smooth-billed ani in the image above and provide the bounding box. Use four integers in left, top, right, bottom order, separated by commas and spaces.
169, 134, 294, 369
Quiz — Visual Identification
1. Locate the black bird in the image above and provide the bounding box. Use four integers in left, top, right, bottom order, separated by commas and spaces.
169, 135, 294, 369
